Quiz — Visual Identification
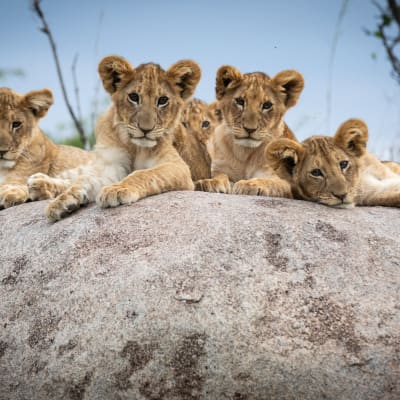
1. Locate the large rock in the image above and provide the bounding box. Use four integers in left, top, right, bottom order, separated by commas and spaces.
0, 192, 399, 400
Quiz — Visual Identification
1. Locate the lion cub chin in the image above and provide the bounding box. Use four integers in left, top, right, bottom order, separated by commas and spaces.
266, 118, 400, 208
0, 87, 91, 209
195, 65, 304, 198
34, 55, 201, 222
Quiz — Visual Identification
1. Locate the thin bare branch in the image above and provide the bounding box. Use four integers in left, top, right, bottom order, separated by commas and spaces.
90, 10, 104, 135
31, 0, 88, 149
326, 0, 350, 133
71, 54, 83, 127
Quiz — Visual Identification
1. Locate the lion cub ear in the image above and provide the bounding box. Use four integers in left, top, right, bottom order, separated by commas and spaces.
98, 55, 134, 94
167, 60, 201, 100
22, 89, 54, 118
216, 65, 243, 100
266, 138, 304, 179
334, 118, 368, 157
271, 70, 304, 108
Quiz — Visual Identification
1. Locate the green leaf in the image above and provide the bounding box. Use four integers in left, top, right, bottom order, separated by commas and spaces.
382, 14, 392, 27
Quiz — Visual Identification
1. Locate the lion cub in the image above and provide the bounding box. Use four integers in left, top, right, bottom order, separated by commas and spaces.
195, 65, 304, 198
174, 99, 222, 181
0, 87, 91, 209
31, 56, 201, 221
266, 118, 400, 207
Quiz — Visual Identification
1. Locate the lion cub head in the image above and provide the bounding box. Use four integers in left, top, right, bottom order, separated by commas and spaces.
266, 119, 368, 208
0, 87, 53, 168
216, 65, 304, 148
181, 98, 222, 145
98, 55, 201, 148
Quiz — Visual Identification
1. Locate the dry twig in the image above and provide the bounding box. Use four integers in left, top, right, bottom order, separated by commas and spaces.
32, 0, 88, 149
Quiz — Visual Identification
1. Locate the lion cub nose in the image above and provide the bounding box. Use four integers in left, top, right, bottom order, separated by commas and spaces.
244, 127, 257, 135
139, 126, 154, 136
333, 192, 347, 201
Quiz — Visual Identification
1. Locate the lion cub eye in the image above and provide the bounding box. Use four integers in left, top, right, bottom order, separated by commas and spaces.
12, 121, 22, 130
310, 168, 323, 177
157, 96, 169, 107
128, 92, 140, 104
235, 97, 245, 107
339, 160, 349, 170
262, 101, 273, 110
201, 120, 210, 128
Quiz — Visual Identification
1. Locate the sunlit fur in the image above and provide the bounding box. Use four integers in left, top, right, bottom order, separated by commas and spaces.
174, 98, 222, 181
34, 55, 200, 222
266, 118, 400, 208
196, 65, 304, 196
0, 87, 91, 209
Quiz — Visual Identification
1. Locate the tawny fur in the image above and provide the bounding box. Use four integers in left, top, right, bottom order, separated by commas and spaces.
382, 160, 400, 175
34, 56, 201, 222
0, 87, 91, 209
195, 65, 304, 197
266, 118, 400, 208
173, 98, 222, 181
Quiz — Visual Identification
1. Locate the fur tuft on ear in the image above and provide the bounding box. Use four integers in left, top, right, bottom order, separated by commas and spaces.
167, 60, 201, 100
215, 65, 243, 100
271, 70, 304, 108
266, 138, 304, 179
98, 55, 134, 94
23, 89, 53, 118
334, 118, 368, 157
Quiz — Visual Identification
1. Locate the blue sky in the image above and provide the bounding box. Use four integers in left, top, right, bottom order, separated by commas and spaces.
1, 0, 399, 158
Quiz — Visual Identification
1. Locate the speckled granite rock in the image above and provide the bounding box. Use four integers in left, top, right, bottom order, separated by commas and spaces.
0, 192, 399, 400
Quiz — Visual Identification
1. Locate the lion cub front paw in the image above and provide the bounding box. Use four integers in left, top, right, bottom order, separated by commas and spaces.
233, 179, 293, 198
195, 176, 232, 193
232, 180, 267, 196
0, 185, 29, 209
28, 173, 61, 200
96, 184, 140, 208
46, 188, 88, 222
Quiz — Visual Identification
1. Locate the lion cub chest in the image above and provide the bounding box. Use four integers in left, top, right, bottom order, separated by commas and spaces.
211, 135, 266, 181
133, 149, 157, 171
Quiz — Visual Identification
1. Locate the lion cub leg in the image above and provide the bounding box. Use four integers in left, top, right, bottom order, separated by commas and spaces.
0, 183, 29, 209
97, 160, 193, 208
357, 178, 400, 207
28, 173, 71, 200
195, 173, 232, 193
232, 177, 293, 198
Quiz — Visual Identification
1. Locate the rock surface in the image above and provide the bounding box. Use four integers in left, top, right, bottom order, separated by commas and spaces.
0, 191, 399, 400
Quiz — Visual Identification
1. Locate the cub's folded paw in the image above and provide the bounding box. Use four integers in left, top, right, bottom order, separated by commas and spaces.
195, 177, 231, 193
46, 188, 88, 222
96, 185, 140, 208
0, 185, 29, 209
28, 173, 58, 200
232, 180, 266, 196
233, 179, 293, 198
